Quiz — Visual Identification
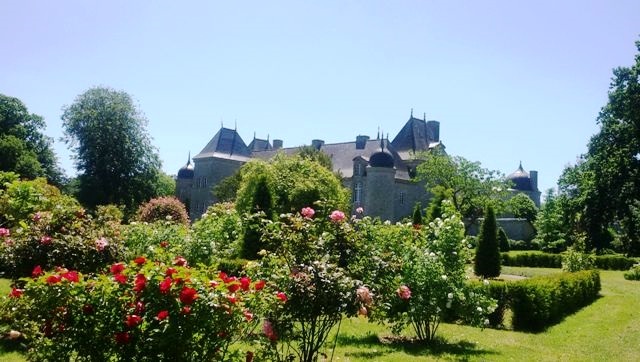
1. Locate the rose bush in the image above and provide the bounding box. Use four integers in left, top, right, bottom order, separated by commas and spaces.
3, 249, 277, 361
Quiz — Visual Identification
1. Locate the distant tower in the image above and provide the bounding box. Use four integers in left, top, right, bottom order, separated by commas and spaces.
506, 162, 541, 207
176, 153, 194, 214
365, 140, 396, 222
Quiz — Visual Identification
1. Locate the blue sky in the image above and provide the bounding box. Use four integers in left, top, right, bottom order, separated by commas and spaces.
2, 1, 639, 195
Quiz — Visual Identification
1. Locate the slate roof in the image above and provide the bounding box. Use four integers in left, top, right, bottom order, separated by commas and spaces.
507, 162, 533, 191
391, 117, 440, 157
252, 138, 411, 179
248, 138, 273, 152
193, 127, 252, 160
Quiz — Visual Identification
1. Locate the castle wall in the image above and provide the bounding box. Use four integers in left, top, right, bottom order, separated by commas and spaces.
393, 179, 429, 222
190, 157, 245, 220
467, 218, 536, 242
365, 167, 396, 221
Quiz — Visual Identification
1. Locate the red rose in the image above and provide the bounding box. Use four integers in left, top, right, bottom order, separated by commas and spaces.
40, 236, 52, 245
114, 274, 127, 284
219, 271, 230, 283
32, 265, 43, 278
110, 263, 125, 275
227, 282, 240, 293
133, 274, 147, 292
226, 295, 238, 304
240, 277, 251, 291
181, 305, 191, 314
134, 256, 146, 265
179, 286, 198, 305
209, 280, 219, 288
46, 275, 62, 284
157, 310, 169, 320
9, 288, 23, 298
243, 309, 253, 321
125, 314, 142, 328
174, 256, 188, 267
165, 267, 178, 277
254, 280, 266, 291
159, 277, 172, 294
61, 271, 79, 283
276, 291, 288, 302
115, 332, 131, 344
135, 300, 145, 314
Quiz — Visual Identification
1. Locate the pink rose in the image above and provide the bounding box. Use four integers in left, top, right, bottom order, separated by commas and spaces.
356, 207, 364, 214
329, 210, 345, 223
301, 207, 315, 219
263, 320, 277, 341
40, 236, 52, 245
397, 285, 411, 300
0, 228, 10, 237
356, 286, 373, 305
95, 237, 109, 251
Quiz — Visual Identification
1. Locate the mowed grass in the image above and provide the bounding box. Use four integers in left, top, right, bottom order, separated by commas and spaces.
1, 269, 638, 361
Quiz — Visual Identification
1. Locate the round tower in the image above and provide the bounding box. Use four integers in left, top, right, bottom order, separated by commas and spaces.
365, 149, 396, 222
176, 153, 194, 213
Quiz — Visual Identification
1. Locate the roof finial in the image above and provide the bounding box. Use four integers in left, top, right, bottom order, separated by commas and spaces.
411, 108, 413, 117
187, 151, 191, 165
267, 134, 270, 141
380, 134, 385, 151
377, 126, 380, 140
234, 120, 237, 131
518, 161, 524, 171
221, 119, 224, 129
253, 131, 256, 140
423, 112, 426, 121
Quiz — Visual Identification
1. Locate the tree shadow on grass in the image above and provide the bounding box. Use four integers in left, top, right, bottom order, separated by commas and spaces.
338, 333, 498, 361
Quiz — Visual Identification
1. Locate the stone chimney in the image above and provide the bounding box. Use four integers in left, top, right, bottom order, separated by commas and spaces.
273, 139, 283, 150
355, 135, 369, 149
311, 139, 324, 150
529, 170, 538, 191
426, 120, 440, 142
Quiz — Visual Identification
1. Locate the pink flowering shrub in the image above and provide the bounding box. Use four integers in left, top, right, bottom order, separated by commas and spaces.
2, 249, 278, 361
248, 207, 363, 361
136, 196, 189, 225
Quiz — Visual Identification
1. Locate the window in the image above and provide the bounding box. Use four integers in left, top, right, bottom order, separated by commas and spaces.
355, 163, 362, 176
399, 192, 405, 205
354, 182, 362, 203
202, 177, 207, 188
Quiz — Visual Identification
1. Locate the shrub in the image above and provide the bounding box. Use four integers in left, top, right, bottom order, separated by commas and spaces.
371, 201, 495, 342
509, 270, 600, 332
121, 221, 189, 261
3, 254, 275, 361
187, 203, 242, 265
469, 280, 509, 328
216, 258, 249, 276
562, 237, 596, 272
474, 206, 501, 278
412, 202, 423, 226
241, 176, 274, 260
624, 264, 640, 280
136, 197, 189, 225
498, 227, 510, 252
501, 252, 562, 268
595, 255, 638, 270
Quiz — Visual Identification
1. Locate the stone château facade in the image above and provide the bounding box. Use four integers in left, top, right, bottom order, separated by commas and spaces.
176, 112, 541, 224
176, 113, 443, 221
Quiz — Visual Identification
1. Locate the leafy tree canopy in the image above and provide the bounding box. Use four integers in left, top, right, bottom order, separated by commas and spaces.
0, 94, 63, 185
235, 153, 349, 217
507, 193, 538, 222
557, 40, 640, 254
61, 87, 162, 217
416, 152, 510, 226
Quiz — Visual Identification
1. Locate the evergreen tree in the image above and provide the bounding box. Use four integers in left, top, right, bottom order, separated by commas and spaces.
241, 176, 273, 260
412, 202, 423, 226
498, 227, 510, 252
425, 186, 452, 222
474, 206, 501, 278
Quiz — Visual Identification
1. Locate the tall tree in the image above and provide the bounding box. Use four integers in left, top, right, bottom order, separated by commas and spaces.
416, 152, 510, 227
0, 94, 63, 185
61, 87, 162, 216
474, 205, 501, 278
558, 40, 640, 254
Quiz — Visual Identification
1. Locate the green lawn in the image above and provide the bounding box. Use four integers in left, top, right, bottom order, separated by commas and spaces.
1, 269, 639, 361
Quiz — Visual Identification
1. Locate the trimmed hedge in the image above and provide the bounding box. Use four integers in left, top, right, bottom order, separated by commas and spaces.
501, 252, 637, 271
509, 270, 601, 332
501, 252, 562, 268
595, 255, 638, 270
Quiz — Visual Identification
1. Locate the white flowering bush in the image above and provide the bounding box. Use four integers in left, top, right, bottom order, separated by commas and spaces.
370, 201, 496, 342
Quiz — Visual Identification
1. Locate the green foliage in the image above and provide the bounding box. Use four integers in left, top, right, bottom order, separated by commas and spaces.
241, 176, 273, 260
364, 201, 495, 342
0, 179, 124, 278
507, 193, 538, 222
412, 202, 423, 226
533, 189, 571, 252
187, 203, 242, 265
474, 206, 501, 278
562, 239, 596, 273
235, 154, 349, 217
416, 153, 510, 226
213, 170, 242, 203
425, 186, 452, 222
152, 172, 176, 198
469, 280, 509, 328
0, 94, 63, 185
248, 207, 361, 361
555, 41, 640, 254
296, 145, 333, 170
509, 270, 601, 332
120, 221, 189, 261
61, 87, 162, 217
624, 263, 640, 280
501, 252, 562, 268
136, 196, 189, 225
3, 255, 275, 361
595, 255, 638, 270
498, 227, 510, 252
